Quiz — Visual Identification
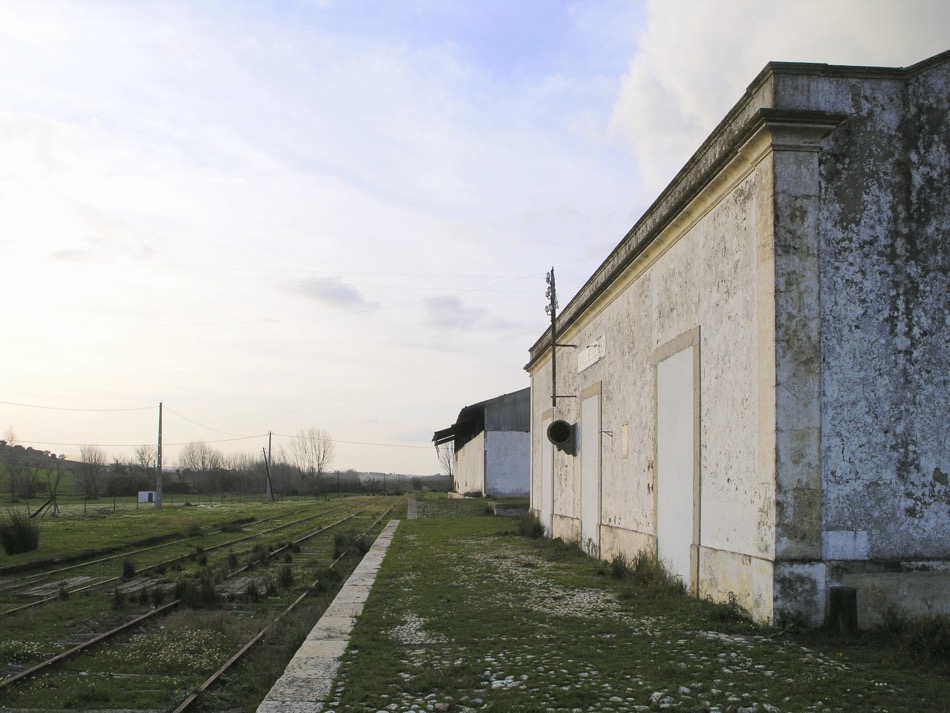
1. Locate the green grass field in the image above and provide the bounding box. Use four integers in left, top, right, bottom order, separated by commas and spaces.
329, 503, 950, 712
2, 495, 948, 711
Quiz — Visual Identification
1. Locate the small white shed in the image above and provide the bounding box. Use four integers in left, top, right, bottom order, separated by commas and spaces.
434, 388, 530, 498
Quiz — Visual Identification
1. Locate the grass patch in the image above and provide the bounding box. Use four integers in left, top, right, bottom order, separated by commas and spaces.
330, 515, 950, 713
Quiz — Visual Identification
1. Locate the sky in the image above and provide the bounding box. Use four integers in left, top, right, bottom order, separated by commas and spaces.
1, 0, 948, 475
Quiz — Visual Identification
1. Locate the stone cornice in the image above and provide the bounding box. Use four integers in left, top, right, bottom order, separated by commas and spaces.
525, 108, 844, 372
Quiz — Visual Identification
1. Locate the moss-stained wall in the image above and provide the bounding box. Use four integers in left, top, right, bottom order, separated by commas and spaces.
526, 50, 950, 626
811, 57, 950, 623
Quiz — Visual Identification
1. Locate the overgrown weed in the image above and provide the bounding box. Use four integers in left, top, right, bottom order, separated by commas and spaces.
516, 513, 545, 539
0, 509, 40, 554
696, 591, 754, 627
870, 606, 950, 668
121, 557, 136, 579
312, 565, 342, 593
174, 569, 219, 609
334, 529, 371, 559
597, 549, 685, 597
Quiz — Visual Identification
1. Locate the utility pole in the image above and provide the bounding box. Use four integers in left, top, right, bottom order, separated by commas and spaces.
155, 402, 163, 508
546, 268, 558, 408
264, 431, 274, 502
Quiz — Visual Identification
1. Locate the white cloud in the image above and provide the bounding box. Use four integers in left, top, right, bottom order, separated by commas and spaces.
293, 277, 378, 310
608, 0, 950, 198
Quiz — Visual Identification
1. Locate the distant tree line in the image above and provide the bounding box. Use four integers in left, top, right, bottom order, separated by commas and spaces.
1, 427, 449, 501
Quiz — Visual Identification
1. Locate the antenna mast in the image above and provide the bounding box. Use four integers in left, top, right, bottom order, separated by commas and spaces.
546, 268, 558, 408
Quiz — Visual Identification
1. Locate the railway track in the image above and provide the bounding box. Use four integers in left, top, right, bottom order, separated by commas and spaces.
0, 496, 403, 710
0, 503, 350, 616
172, 505, 395, 713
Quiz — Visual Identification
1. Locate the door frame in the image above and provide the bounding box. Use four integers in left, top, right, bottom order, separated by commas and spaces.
653, 326, 702, 595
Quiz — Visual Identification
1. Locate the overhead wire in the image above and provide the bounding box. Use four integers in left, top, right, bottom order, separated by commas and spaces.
0, 400, 154, 412
2, 401, 432, 452
162, 406, 258, 439
271, 432, 431, 450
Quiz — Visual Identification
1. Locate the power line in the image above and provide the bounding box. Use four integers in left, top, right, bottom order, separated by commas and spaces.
15, 435, 266, 448
4, 401, 432, 453
162, 406, 259, 438
272, 433, 431, 450
0, 400, 154, 412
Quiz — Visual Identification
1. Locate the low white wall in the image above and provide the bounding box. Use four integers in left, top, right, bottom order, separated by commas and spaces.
455, 432, 485, 495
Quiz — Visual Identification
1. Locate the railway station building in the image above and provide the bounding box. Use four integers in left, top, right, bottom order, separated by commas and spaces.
525, 50, 950, 626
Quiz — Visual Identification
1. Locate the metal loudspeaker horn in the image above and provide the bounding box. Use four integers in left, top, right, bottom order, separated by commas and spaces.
547, 419, 576, 456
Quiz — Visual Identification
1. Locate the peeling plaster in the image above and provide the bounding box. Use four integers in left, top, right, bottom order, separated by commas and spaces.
527, 52, 950, 626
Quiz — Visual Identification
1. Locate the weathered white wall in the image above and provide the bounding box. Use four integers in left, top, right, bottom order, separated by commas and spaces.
810, 59, 950, 624
484, 430, 530, 497
527, 52, 950, 626
529, 154, 774, 617
455, 432, 485, 496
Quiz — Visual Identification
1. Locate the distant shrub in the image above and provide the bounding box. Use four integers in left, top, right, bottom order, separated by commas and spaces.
185, 522, 204, 537
878, 605, 908, 635
906, 613, 950, 662
0, 510, 40, 555
312, 565, 343, 593
333, 529, 370, 559
874, 608, 950, 664
249, 544, 268, 566
122, 558, 136, 579
279, 564, 294, 588
174, 570, 219, 609
517, 513, 546, 539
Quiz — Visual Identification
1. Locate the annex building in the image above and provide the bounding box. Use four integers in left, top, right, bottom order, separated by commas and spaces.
525, 50, 950, 626
434, 388, 530, 498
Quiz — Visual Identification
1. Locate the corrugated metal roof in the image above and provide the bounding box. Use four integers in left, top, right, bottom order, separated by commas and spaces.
432, 387, 530, 448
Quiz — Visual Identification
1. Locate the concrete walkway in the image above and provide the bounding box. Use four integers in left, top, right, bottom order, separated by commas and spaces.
257, 520, 400, 713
